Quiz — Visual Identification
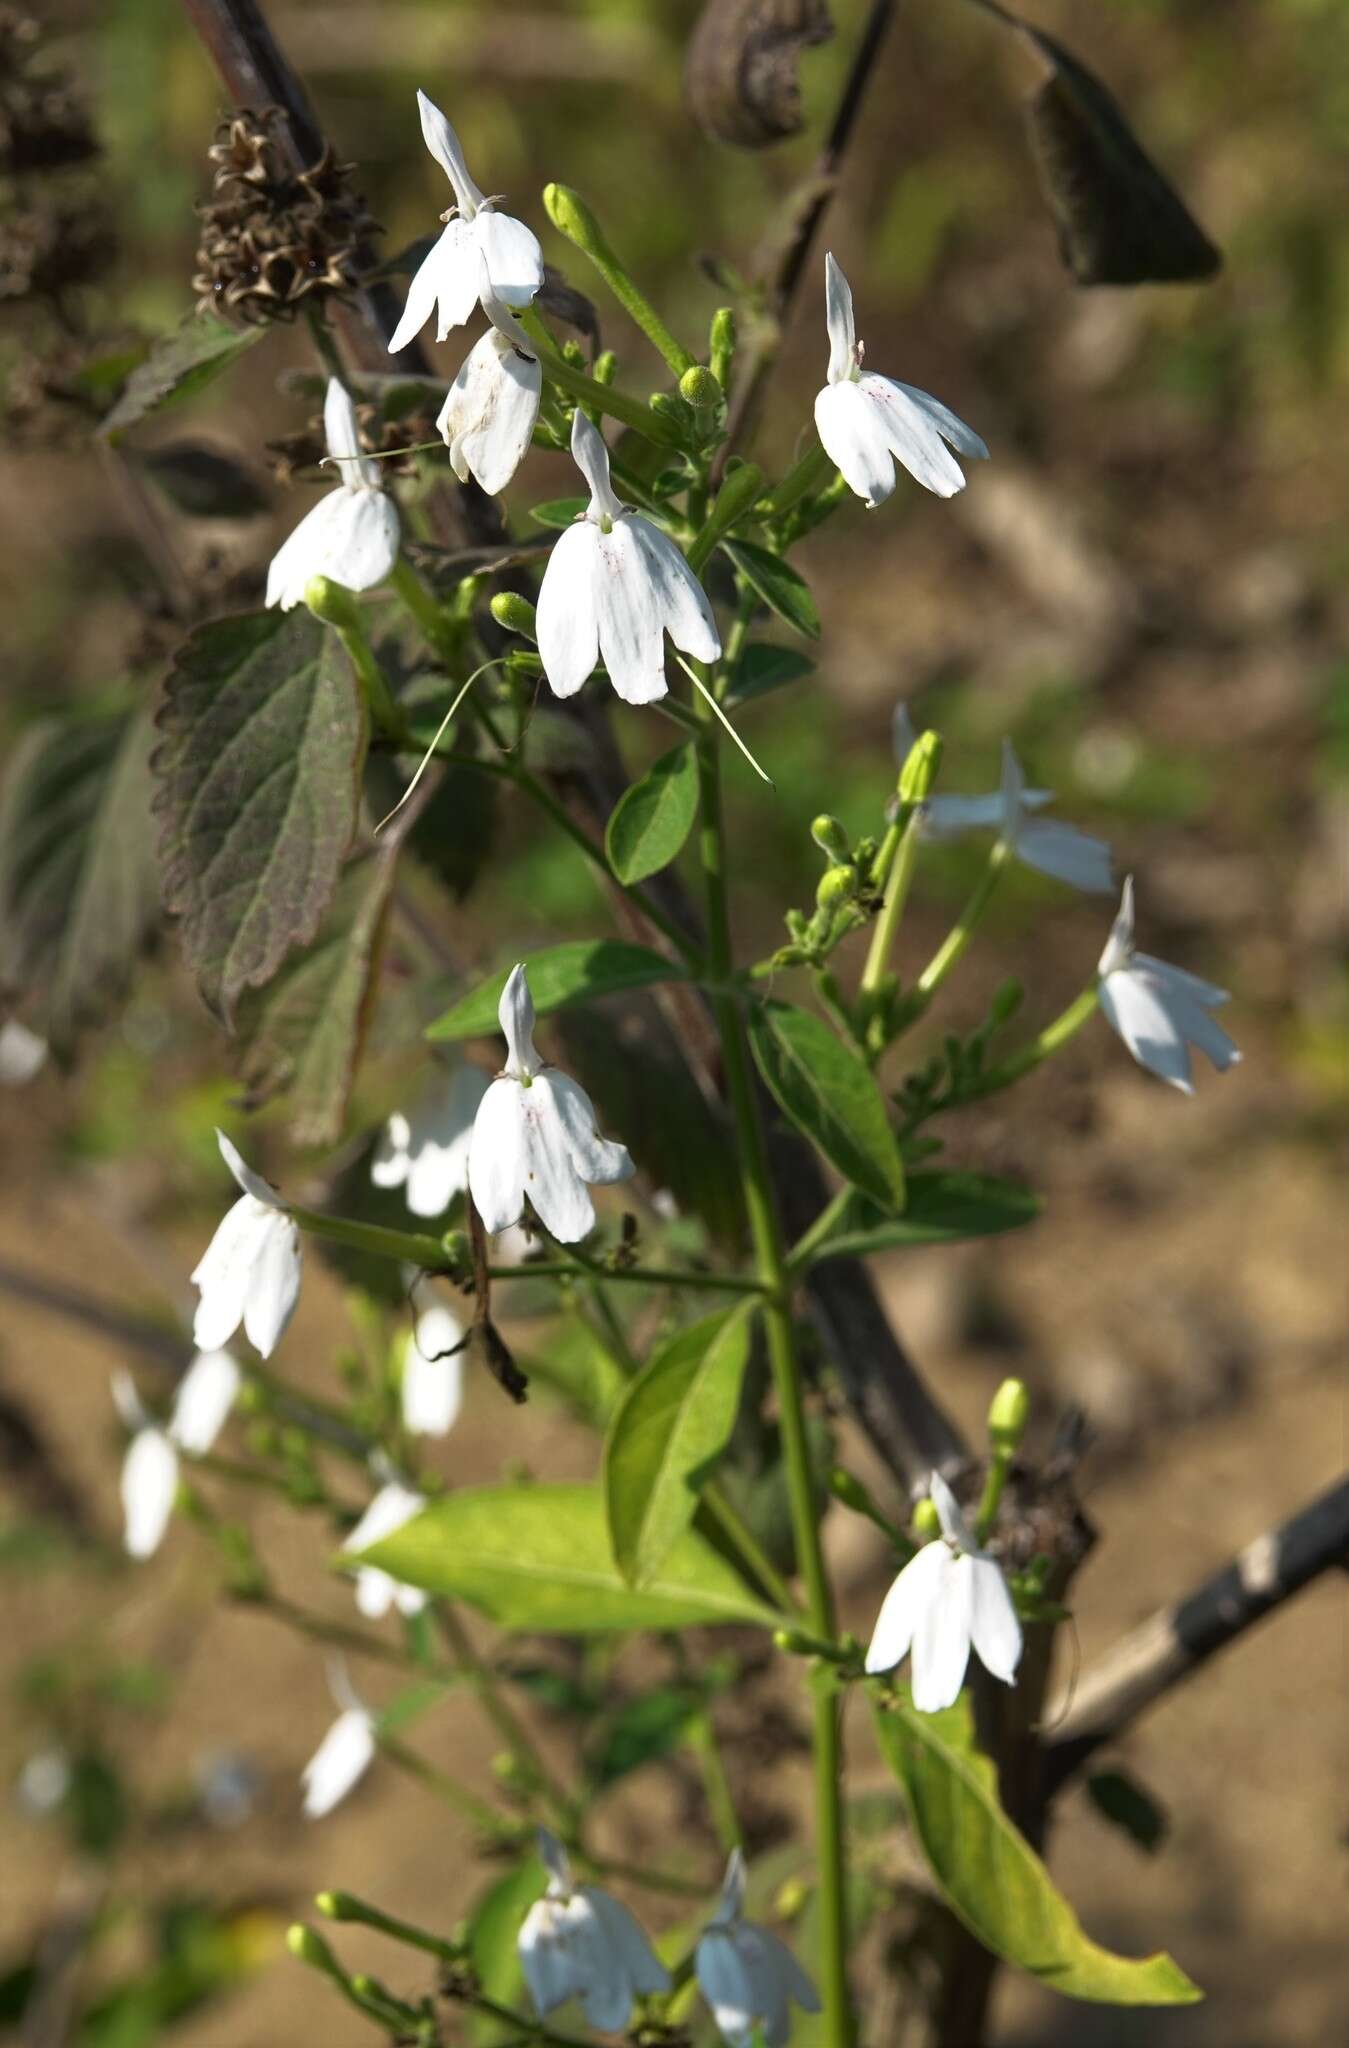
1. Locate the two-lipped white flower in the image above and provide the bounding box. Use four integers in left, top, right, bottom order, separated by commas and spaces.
301, 1662, 376, 1819
372, 1063, 490, 1217
388, 90, 543, 352
341, 1473, 429, 1620
265, 378, 400, 610
865, 1471, 1022, 1712
899, 718, 1114, 896
0, 1018, 47, 1085
1097, 877, 1240, 1094
518, 1828, 670, 2031
400, 1303, 465, 1437
468, 964, 634, 1243
536, 410, 721, 706
191, 1129, 303, 1359
815, 254, 988, 507
437, 270, 542, 494
113, 1350, 240, 1560
695, 1850, 821, 2048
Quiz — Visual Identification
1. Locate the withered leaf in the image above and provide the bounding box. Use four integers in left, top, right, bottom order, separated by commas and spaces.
686, 0, 835, 149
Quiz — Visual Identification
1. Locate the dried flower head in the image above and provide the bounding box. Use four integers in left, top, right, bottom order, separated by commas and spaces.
0, 9, 98, 175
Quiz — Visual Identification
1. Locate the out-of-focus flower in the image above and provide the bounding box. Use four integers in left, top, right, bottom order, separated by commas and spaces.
400, 1304, 465, 1437
265, 378, 399, 610
371, 1064, 489, 1217
437, 269, 541, 494
468, 964, 633, 1242
536, 409, 720, 706
915, 734, 1114, 895
0, 1018, 46, 1084
191, 1130, 302, 1359
518, 1828, 670, 2030
1097, 877, 1240, 1094
695, 1849, 820, 2048
112, 1349, 240, 1559
815, 254, 987, 507
864, 1470, 1022, 1711
341, 1478, 429, 1619
301, 1663, 376, 1818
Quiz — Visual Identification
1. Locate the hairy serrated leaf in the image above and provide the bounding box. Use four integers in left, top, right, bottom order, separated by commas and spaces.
154, 610, 364, 1027
99, 313, 265, 439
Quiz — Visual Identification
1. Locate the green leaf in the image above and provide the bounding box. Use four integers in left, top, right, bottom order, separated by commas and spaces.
0, 704, 162, 1049
748, 1000, 905, 1211
603, 1305, 756, 1587
356, 1484, 780, 1632
587, 1686, 699, 1788
528, 497, 587, 529
724, 642, 816, 708
153, 610, 364, 1027
722, 539, 821, 639
871, 1692, 1201, 2005
605, 742, 699, 884
466, 1855, 547, 2045
427, 939, 684, 1043
518, 1317, 630, 1431
233, 848, 398, 1146
791, 1172, 1041, 1271
99, 313, 265, 438
1085, 1769, 1168, 1855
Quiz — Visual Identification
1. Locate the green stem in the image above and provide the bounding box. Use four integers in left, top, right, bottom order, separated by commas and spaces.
488, 1258, 762, 1296
687, 1710, 743, 1853
914, 838, 1011, 1001
519, 310, 683, 447
968, 981, 1101, 1097
377, 1731, 508, 1834
335, 618, 405, 741
859, 810, 922, 1000
759, 440, 833, 521
288, 1202, 451, 1272
318, 1890, 462, 1965
691, 691, 852, 2048
435, 1606, 576, 1825
542, 187, 696, 379
973, 1448, 1012, 1547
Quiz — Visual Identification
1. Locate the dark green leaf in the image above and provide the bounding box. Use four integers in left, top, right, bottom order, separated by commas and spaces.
356, 1484, 780, 1632
99, 313, 265, 438
791, 1172, 1041, 1271
604, 1305, 756, 1586
528, 497, 588, 530
427, 939, 684, 1043
153, 610, 364, 1027
871, 1692, 1200, 2004
0, 704, 162, 1049
233, 849, 398, 1146
748, 1000, 905, 1211
724, 642, 816, 708
605, 742, 699, 884
138, 442, 268, 518
722, 538, 820, 639
517, 1316, 630, 1431
588, 1687, 699, 1788
1086, 1769, 1168, 1855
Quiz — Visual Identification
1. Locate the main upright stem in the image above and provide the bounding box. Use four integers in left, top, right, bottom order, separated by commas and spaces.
692, 694, 852, 2048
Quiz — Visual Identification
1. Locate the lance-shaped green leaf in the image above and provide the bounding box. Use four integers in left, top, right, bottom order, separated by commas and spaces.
724, 643, 816, 708
871, 1691, 1201, 2005
354, 1484, 781, 1632
603, 1304, 756, 1587
749, 1000, 905, 1211
99, 313, 266, 438
233, 848, 399, 1147
427, 939, 684, 1043
722, 538, 820, 639
528, 497, 588, 530
789, 1172, 1040, 1273
605, 741, 699, 885
154, 610, 364, 1027
0, 703, 161, 1049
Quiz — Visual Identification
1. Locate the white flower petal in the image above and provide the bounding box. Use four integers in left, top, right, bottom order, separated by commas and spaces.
265, 487, 399, 608
593, 521, 670, 706
922, 792, 1009, 839
967, 1556, 1023, 1687
121, 1428, 179, 1559
422, 217, 480, 341
1133, 953, 1232, 1011
323, 377, 379, 490
537, 523, 601, 699
301, 1708, 375, 1818
500, 963, 542, 1079
864, 1538, 949, 1674
823, 251, 857, 384
696, 1930, 756, 2048
858, 374, 969, 498
0, 1018, 46, 1084
402, 1308, 465, 1436
1098, 875, 1136, 977
569, 408, 623, 523
628, 515, 722, 663
168, 1349, 240, 1456
537, 1825, 573, 1891
1098, 971, 1194, 1093
388, 226, 454, 352
439, 329, 541, 495
111, 1368, 148, 1434
344, 1480, 425, 1560
911, 1547, 973, 1711
514, 1083, 598, 1243
585, 1888, 670, 1998
1146, 977, 1241, 1074
240, 1212, 303, 1358
928, 1469, 975, 1552
889, 380, 990, 463
474, 206, 545, 310
520, 1897, 586, 2016
468, 1077, 531, 1232
191, 1197, 274, 1351
814, 379, 895, 509
713, 1847, 747, 1926
371, 1109, 413, 1188
1015, 819, 1115, 894
542, 1071, 634, 1188
353, 1567, 397, 1618
415, 89, 485, 214
216, 1128, 283, 1208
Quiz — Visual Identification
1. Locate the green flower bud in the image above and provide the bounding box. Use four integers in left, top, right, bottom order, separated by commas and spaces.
543, 182, 605, 257
912, 1495, 941, 1542
490, 591, 538, 642
649, 391, 693, 429
815, 863, 859, 911
315, 1890, 351, 1920
987, 1376, 1030, 1451
898, 729, 943, 804
680, 363, 723, 410
710, 306, 736, 390
990, 977, 1024, 1025
288, 1924, 341, 1974
811, 814, 851, 860
593, 349, 617, 388
304, 576, 360, 632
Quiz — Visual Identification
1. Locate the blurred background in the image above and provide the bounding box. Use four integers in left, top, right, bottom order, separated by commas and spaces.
1, 1, 1346, 2043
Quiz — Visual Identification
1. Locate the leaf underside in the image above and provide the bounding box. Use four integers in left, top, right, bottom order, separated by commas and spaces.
427, 938, 683, 1042
748, 999, 905, 1211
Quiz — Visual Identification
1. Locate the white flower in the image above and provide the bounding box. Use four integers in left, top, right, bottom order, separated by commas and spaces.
536, 410, 721, 706
695, 1850, 820, 2048
265, 378, 400, 610
301, 1662, 376, 1818
864, 1470, 1022, 1712
920, 735, 1114, 895
400, 1304, 465, 1437
519, 1828, 669, 2031
815, 254, 988, 507
191, 1129, 303, 1359
437, 273, 542, 494
388, 90, 543, 351
0, 1019, 47, 1085
469, 963, 634, 1243
112, 1350, 240, 1559
372, 1063, 490, 1217
341, 1478, 429, 1620
1097, 876, 1241, 1094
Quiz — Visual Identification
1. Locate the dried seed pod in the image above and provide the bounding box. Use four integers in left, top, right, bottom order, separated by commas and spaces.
685, 0, 835, 149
